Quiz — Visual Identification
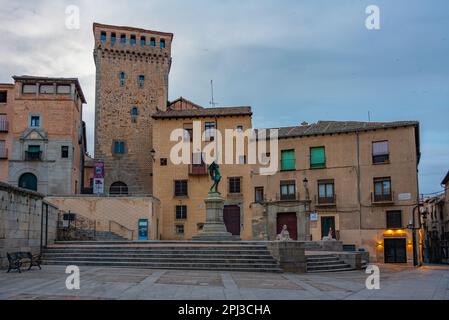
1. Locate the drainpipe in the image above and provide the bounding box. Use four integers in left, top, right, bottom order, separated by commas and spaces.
356, 131, 362, 230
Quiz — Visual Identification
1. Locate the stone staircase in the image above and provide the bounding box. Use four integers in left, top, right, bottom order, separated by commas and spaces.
306, 254, 355, 273
41, 241, 283, 273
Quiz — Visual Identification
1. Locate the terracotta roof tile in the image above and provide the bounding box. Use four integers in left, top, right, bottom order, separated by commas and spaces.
152, 106, 252, 119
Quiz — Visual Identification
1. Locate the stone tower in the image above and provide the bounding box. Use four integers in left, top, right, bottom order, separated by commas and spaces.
93, 23, 173, 195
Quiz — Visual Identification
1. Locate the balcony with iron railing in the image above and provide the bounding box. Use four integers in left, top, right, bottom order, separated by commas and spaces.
371, 191, 395, 204
315, 194, 337, 207
0, 148, 8, 159
25, 151, 42, 161
275, 192, 300, 202
0, 119, 9, 132
189, 164, 208, 175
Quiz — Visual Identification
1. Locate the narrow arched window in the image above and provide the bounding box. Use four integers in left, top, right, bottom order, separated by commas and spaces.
160, 39, 166, 49
119, 72, 126, 86
131, 107, 139, 123
110, 181, 128, 195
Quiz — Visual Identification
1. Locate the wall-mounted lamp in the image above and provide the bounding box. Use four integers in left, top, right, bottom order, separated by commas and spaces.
303, 177, 309, 189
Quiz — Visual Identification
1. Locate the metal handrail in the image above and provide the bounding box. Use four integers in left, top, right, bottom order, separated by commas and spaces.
109, 220, 134, 240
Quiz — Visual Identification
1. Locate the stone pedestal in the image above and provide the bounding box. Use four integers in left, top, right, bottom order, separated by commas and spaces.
192, 192, 234, 241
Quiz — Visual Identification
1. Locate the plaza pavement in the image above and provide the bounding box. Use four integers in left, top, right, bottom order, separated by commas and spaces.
0, 264, 448, 300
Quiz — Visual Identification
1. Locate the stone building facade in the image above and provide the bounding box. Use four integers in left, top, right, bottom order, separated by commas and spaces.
93, 23, 173, 196
251, 121, 420, 264
152, 102, 253, 240
4, 76, 86, 195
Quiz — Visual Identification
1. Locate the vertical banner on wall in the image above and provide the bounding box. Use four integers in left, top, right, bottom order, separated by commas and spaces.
93, 161, 105, 195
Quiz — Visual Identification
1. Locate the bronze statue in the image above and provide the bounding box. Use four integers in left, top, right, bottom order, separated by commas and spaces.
208, 161, 221, 193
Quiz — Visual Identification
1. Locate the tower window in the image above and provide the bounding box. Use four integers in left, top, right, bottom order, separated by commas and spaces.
120, 34, 126, 44
111, 32, 116, 44
140, 36, 146, 46
160, 39, 166, 49
100, 31, 107, 42
131, 107, 139, 117
130, 35, 136, 45
119, 72, 126, 86
113, 141, 125, 154
138, 75, 145, 88
150, 37, 156, 47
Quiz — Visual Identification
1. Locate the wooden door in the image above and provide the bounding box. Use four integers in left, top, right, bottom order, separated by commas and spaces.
224, 205, 241, 235
384, 238, 407, 263
277, 212, 297, 240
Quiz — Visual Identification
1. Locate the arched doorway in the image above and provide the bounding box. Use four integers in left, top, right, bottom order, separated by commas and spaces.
110, 181, 128, 195
19, 173, 38, 191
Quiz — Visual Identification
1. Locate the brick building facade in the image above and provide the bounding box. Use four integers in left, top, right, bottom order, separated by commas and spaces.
0, 76, 86, 195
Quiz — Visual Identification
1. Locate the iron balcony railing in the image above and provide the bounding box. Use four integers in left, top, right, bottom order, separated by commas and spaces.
372, 191, 394, 203
0, 119, 9, 132
276, 192, 300, 201
0, 148, 8, 159
315, 194, 337, 206
189, 164, 208, 175
25, 151, 42, 161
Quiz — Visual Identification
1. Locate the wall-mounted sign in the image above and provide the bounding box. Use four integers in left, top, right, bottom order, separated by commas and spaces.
93, 161, 105, 195
93, 178, 104, 195
94, 161, 105, 179
310, 212, 318, 222
398, 193, 412, 201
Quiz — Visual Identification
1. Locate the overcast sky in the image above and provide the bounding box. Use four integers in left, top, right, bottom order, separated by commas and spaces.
0, 0, 448, 194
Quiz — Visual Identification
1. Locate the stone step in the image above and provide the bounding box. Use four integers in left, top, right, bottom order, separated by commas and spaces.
53, 241, 268, 245
43, 249, 271, 255
42, 256, 278, 264
306, 260, 348, 267
307, 263, 352, 271
306, 267, 355, 273
306, 256, 340, 262
43, 253, 275, 259
41, 260, 283, 272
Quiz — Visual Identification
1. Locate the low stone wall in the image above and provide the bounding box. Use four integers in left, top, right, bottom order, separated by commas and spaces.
267, 241, 307, 273
0, 182, 59, 268
303, 240, 344, 251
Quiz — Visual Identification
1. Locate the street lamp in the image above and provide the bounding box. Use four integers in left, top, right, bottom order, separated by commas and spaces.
303, 177, 310, 201
302, 177, 308, 189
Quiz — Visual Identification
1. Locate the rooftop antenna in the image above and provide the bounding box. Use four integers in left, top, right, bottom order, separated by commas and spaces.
210, 80, 219, 107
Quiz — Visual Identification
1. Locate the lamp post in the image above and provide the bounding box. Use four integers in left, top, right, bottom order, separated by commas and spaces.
303, 177, 312, 241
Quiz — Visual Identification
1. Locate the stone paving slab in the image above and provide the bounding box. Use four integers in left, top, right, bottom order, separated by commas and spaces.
0, 264, 448, 300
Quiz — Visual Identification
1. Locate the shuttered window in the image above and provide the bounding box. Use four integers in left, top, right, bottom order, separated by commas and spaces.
281, 149, 295, 171
310, 146, 326, 168
373, 141, 389, 164
113, 141, 125, 154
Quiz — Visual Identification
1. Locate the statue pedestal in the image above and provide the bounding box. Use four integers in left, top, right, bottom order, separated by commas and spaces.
192, 192, 234, 241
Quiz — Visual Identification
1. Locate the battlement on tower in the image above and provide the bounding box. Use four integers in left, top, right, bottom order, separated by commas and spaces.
93, 23, 173, 58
